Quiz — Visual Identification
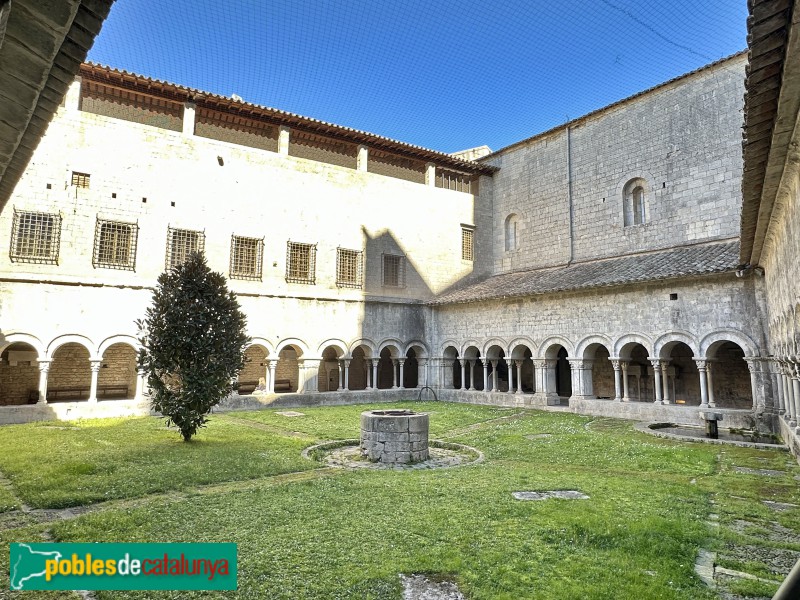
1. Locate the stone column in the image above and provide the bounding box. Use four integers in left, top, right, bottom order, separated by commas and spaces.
371, 359, 379, 390
466, 360, 474, 390
706, 360, 716, 408
507, 361, 515, 393
459, 359, 467, 390
398, 359, 405, 389
278, 126, 290, 155
337, 360, 345, 391
792, 362, 800, 429
783, 363, 794, 422
650, 360, 663, 404
357, 145, 368, 172
267, 360, 277, 393
773, 361, 784, 415
182, 102, 196, 136
620, 361, 630, 402
695, 359, 709, 408
418, 358, 428, 388
391, 359, 398, 389
299, 359, 320, 393
514, 360, 523, 395
88, 360, 102, 403
65, 76, 82, 111
343, 359, 351, 391
482, 360, 489, 392
490, 360, 498, 392
661, 362, 671, 404
37, 360, 51, 404
610, 359, 622, 401
135, 369, 147, 401
425, 162, 436, 186
744, 357, 764, 414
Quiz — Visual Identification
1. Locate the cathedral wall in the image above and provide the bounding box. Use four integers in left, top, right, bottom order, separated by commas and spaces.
485, 53, 746, 273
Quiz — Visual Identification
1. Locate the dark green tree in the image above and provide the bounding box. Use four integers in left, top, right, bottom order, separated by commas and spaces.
137, 252, 249, 441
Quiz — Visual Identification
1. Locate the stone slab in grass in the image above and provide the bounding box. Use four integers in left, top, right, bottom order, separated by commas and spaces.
762, 500, 798, 512
733, 466, 786, 477
399, 574, 465, 600
513, 490, 589, 501
276, 411, 305, 417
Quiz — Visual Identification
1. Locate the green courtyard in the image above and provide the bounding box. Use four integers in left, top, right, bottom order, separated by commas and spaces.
1, 402, 798, 599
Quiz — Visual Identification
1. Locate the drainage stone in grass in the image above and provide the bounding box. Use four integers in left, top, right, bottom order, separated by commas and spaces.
399, 574, 465, 600
276, 411, 305, 417
512, 490, 589, 501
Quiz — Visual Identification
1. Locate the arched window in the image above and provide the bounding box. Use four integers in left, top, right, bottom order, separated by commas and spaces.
504, 214, 519, 251
623, 179, 647, 226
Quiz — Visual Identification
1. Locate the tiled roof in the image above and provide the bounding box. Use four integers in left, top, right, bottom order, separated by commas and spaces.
740, 0, 798, 265
78, 63, 498, 176
431, 240, 740, 305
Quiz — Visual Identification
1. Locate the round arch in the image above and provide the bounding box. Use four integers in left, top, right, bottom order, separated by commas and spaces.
404, 340, 429, 358
482, 338, 509, 358
440, 340, 460, 356
460, 340, 481, 357
575, 334, 612, 359
0, 332, 45, 356
47, 334, 96, 360
246, 337, 275, 357
316, 339, 348, 358
538, 336, 574, 359
275, 338, 309, 357
654, 331, 699, 359
613, 333, 653, 358
349, 338, 378, 358
98, 334, 141, 357
509, 336, 537, 359
700, 329, 759, 359
378, 338, 403, 358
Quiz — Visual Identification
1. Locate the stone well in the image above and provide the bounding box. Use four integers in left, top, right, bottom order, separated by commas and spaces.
360, 409, 429, 464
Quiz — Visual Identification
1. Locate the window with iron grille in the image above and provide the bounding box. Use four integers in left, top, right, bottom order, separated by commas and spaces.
286, 241, 316, 284
93, 219, 138, 270
230, 235, 263, 280
71, 171, 90, 188
461, 227, 474, 261
165, 227, 205, 270
382, 253, 406, 288
336, 248, 362, 288
9, 209, 61, 264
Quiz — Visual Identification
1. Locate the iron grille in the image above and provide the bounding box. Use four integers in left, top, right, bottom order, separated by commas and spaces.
461, 227, 474, 261
93, 219, 138, 270
71, 171, 90, 188
286, 241, 316, 284
165, 226, 205, 270
382, 253, 406, 288
230, 235, 264, 280
9, 209, 61, 264
336, 247, 362, 288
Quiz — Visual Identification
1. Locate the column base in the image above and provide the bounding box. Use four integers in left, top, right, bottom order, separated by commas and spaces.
653, 400, 664, 405
532, 392, 561, 406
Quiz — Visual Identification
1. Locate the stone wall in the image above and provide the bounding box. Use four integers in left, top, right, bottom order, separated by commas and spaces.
47, 342, 91, 398
0, 344, 39, 405
486, 54, 746, 273
97, 343, 137, 398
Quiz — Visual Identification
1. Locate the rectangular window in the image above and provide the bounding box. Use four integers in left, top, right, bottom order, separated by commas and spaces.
71, 171, 90, 188
93, 219, 138, 270
461, 227, 474, 261
382, 253, 406, 288
9, 209, 61, 264
166, 227, 205, 270
336, 248, 362, 288
286, 241, 316, 284
230, 235, 264, 280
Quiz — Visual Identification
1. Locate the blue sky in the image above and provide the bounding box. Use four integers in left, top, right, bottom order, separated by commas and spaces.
88, 0, 747, 153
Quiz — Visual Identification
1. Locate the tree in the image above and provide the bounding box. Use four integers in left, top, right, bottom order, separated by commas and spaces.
137, 252, 249, 441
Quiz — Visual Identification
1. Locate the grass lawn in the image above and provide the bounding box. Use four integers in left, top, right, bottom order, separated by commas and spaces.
1, 401, 798, 599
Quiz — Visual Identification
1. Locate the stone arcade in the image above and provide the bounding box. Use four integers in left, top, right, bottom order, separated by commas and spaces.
1, 1, 800, 462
